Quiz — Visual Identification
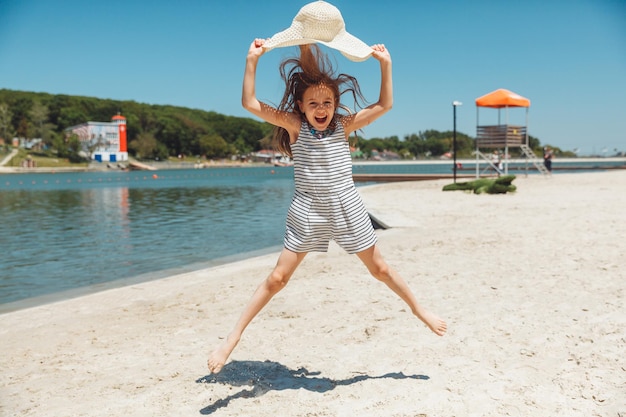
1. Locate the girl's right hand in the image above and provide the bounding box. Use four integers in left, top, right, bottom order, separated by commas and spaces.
247, 38, 266, 60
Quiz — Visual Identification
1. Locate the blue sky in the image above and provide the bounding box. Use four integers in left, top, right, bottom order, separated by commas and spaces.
1, 0, 624, 155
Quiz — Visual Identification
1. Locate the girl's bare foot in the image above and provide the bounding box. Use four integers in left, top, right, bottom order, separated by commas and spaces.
207, 334, 239, 374
420, 310, 447, 336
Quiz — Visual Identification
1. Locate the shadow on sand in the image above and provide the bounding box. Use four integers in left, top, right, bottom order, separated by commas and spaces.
196, 360, 429, 415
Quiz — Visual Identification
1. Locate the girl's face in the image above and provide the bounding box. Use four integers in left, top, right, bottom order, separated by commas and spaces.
298, 84, 336, 131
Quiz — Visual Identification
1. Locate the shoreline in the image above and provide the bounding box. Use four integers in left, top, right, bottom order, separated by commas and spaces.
1, 170, 624, 416
0, 244, 284, 315
1, 156, 624, 175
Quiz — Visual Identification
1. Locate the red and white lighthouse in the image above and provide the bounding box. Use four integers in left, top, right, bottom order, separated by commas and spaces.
112, 114, 127, 153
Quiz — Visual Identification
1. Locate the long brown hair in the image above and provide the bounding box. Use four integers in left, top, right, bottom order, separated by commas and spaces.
273, 44, 367, 156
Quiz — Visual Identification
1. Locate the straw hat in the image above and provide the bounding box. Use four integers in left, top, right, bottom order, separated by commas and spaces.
262, 1, 373, 62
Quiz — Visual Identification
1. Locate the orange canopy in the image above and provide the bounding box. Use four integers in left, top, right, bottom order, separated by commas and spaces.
475, 88, 530, 108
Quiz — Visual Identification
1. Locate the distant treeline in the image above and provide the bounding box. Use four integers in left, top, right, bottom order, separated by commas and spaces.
0, 89, 550, 161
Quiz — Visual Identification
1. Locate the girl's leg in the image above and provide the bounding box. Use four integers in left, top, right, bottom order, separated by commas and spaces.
207, 248, 307, 373
356, 244, 447, 336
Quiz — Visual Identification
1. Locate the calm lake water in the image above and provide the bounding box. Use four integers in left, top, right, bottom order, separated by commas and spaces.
0, 167, 296, 307
1, 159, 623, 309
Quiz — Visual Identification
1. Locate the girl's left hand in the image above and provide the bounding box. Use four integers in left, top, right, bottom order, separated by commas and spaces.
371, 44, 391, 62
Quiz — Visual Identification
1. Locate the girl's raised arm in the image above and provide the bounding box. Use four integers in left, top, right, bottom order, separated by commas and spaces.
344, 44, 393, 135
242, 39, 300, 133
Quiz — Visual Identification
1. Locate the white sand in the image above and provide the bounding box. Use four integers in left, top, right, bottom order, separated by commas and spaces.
1, 171, 625, 417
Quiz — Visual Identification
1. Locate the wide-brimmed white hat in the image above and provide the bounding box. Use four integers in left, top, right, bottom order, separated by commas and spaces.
262, 1, 373, 62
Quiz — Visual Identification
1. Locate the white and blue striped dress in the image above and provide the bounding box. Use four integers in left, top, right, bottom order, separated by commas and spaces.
284, 120, 377, 254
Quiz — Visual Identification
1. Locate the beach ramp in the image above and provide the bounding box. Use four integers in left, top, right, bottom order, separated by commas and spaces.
129, 160, 157, 171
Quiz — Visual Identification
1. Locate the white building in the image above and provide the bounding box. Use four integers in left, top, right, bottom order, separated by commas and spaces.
65, 114, 128, 162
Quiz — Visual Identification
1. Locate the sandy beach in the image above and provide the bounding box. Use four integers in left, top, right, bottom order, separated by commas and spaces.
1, 170, 624, 417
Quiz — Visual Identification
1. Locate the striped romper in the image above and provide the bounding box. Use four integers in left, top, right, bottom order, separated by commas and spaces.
284, 121, 378, 254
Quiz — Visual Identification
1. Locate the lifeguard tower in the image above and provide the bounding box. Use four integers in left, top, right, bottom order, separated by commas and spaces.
474, 88, 548, 177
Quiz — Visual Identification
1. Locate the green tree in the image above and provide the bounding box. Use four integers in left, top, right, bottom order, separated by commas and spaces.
16, 117, 29, 139
129, 131, 160, 160
57, 107, 88, 129
29, 101, 57, 145
528, 134, 541, 152
10, 97, 32, 132
52, 135, 68, 157
0, 103, 14, 143
198, 133, 232, 158
157, 114, 191, 156
65, 134, 86, 163
383, 135, 401, 152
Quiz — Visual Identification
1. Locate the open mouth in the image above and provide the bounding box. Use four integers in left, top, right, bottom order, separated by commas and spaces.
315, 115, 328, 125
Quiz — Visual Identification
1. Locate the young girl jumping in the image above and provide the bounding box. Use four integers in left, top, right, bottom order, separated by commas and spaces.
207, 38, 447, 374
